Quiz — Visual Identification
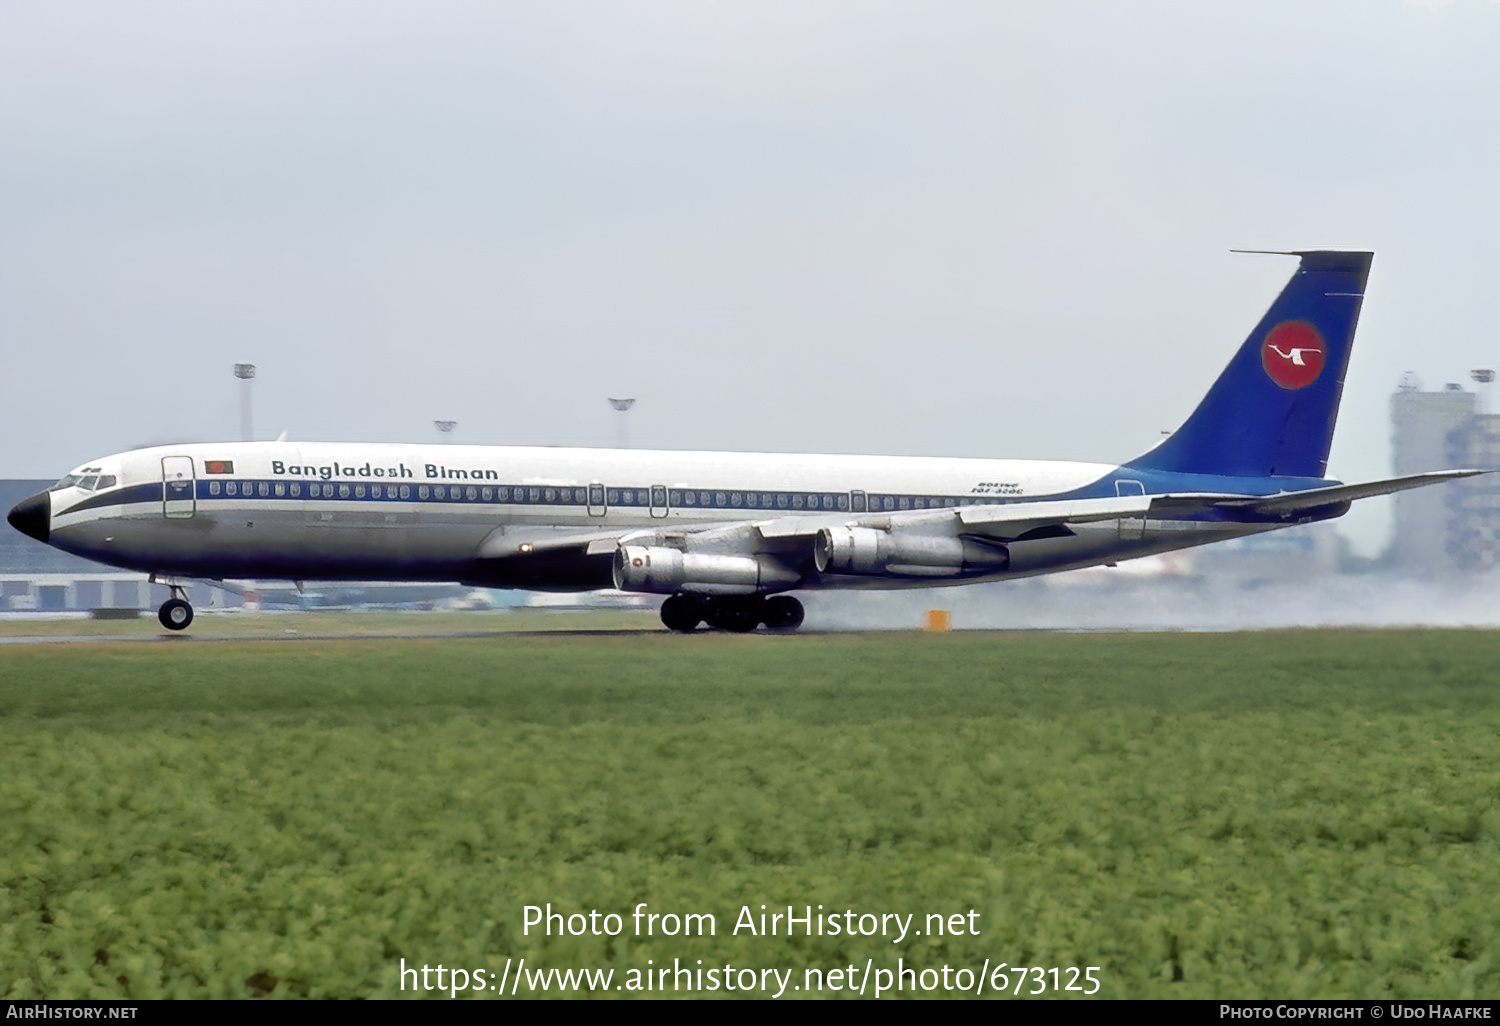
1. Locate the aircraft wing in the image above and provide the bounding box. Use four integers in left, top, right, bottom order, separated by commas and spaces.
467, 470, 1485, 588
481, 470, 1487, 558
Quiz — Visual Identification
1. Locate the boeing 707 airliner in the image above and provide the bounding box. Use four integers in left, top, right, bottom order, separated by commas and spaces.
8, 251, 1480, 632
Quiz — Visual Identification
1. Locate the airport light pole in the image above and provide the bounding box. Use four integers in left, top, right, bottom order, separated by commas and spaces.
608, 398, 635, 449
233, 364, 256, 441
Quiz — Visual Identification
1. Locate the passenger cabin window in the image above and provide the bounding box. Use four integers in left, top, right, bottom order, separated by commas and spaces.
209, 481, 221, 495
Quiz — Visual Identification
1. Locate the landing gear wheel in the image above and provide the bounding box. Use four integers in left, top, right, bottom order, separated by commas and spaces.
706, 598, 761, 633
660, 594, 706, 633
158, 597, 194, 631
762, 595, 805, 632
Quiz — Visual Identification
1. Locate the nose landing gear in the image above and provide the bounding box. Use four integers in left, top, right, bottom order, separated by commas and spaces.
157, 585, 194, 631
659, 593, 804, 633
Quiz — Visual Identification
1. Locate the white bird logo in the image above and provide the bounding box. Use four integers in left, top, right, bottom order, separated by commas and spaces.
1266, 345, 1320, 366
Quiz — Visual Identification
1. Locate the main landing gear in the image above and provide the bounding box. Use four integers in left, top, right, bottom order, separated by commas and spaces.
158, 585, 194, 631
660, 593, 804, 634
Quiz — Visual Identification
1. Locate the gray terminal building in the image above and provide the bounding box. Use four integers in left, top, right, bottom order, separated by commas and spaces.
1390, 374, 1500, 574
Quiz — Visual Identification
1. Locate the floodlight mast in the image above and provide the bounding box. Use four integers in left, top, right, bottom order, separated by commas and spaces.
233, 364, 256, 441
607, 397, 636, 449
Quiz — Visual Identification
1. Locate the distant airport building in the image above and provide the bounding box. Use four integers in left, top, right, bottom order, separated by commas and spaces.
1390, 375, 1500, 573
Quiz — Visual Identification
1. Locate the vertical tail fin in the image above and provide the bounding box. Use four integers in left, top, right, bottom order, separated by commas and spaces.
1126, 250, 1372, 479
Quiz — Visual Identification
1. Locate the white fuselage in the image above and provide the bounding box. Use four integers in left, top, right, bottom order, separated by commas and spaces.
42, 440, 1271, 591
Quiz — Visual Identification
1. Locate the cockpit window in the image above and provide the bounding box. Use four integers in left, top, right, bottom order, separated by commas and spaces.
48, 471, 116, 492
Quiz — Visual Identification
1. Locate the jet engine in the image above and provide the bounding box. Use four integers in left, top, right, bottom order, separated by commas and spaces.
613, 545, 800, 595
813, 526, 1010, 577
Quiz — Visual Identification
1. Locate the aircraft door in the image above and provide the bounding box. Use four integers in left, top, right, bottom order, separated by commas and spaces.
1115, 479, 1146, 540
649, 485, 668, 519
162, 456, 196, 518
587, 482, 606, 517
850, 490, 867, 513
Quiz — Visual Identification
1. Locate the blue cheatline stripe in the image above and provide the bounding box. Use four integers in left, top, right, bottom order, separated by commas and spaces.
58, 478, 1035, 515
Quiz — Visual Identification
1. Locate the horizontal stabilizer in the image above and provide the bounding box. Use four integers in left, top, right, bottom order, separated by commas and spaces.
1210, 469, 1486, 517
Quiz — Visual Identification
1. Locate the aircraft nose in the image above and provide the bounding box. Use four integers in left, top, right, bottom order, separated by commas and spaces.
7, 492, 50, 544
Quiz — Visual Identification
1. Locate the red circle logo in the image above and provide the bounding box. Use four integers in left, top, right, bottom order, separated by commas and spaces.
1261, 321, 1326, 390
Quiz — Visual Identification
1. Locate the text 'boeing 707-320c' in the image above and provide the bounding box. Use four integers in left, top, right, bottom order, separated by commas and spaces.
8, 251, 1483, 633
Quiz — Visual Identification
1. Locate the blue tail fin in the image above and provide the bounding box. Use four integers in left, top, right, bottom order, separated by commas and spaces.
1126, 250, 1372, 479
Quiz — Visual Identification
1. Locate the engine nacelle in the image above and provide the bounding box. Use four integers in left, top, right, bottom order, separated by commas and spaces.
613, 545, 800, 595
813, 527, 1010, 577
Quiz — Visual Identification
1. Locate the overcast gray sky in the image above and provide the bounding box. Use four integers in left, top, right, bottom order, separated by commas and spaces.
3, 0, 1498, 553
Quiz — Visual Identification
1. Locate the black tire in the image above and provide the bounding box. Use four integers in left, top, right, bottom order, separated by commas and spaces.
706, 598, 760, 633
660, 594, 704, 633
158, 598, 194, 631
762, 595, 805, 632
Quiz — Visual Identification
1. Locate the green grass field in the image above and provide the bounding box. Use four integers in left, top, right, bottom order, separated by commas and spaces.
1, 629, 1497, 999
